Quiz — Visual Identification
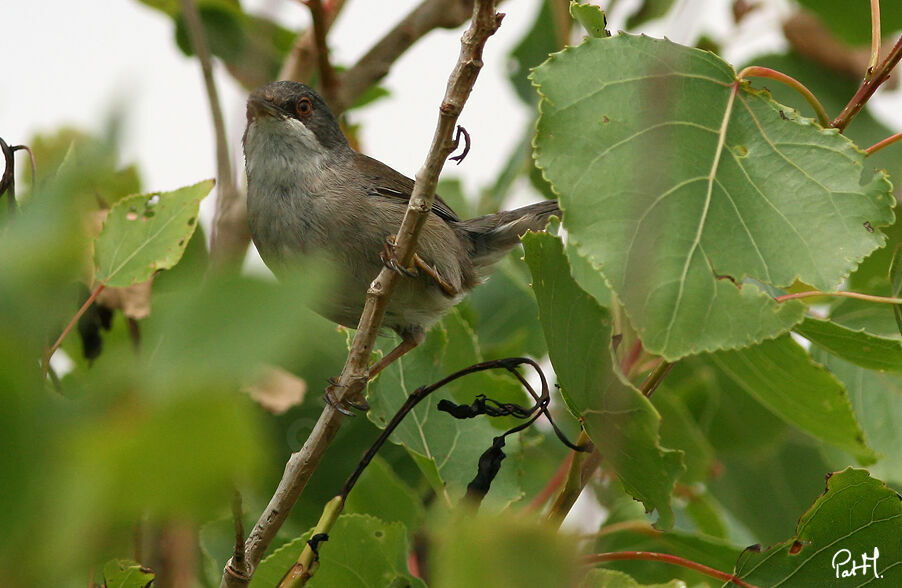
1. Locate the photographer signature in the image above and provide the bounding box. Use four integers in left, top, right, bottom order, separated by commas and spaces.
831, 547, 882, 579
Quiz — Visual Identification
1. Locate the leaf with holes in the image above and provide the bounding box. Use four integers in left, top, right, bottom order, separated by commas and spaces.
94, 180, 212, 287
735, 468, 902, 585
532, 34, 894, 360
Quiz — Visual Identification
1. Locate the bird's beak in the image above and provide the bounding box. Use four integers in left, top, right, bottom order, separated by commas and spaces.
247, 94, 290, 121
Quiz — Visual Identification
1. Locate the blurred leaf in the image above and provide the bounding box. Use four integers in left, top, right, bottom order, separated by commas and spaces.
626, 0, 676, 29
94, 180, 212, 287
593, 524, 743, 586
580, 568, 684, 587
795, 0, 902, 46
344, 455, 425, 532
430, 510, 581, 587
711, 334, 876, 464
173, 1, 293, 90
508, 0, 560, 105
142, 270, 332, 392
524, 231, 684, 528
102, 559, 155, 588
570, 1, 609, 38
463, 255, 547, 359
22, 125, 142, 204
796, 316, 902, 372
650, 391, 715, 484
736, 468, 902, 585
251, 515, 424, 588
532, 34, 894, 359
660, 359, 837, 545
366, 310, 525, 506
815, 351, 902, 487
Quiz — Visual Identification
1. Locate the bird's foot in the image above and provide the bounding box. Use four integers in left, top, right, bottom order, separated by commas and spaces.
324, 377, 370, 416
380, 235, 419, 278
412, 255, 459, 297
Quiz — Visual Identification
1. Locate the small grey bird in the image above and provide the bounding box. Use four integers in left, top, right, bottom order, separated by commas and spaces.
243, 81, 559, 398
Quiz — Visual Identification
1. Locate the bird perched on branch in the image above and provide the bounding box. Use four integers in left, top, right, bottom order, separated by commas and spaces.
243, 81, 559, 409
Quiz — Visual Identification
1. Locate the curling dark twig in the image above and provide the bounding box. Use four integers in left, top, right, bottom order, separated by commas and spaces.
1, 137, 18, 216
449, 125, 471, 164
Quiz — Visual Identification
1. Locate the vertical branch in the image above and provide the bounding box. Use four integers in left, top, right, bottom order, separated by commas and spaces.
179, 0, 248, 266
305, 0, 340, 104
221, 2, 503, 585
279, 0, 348, 82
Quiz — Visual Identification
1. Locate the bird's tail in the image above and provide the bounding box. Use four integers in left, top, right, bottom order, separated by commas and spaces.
456, 199, 560, 271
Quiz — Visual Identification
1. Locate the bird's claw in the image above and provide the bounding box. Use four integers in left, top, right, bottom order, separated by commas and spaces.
380, 235, 418, 277
324, 377, 370, 416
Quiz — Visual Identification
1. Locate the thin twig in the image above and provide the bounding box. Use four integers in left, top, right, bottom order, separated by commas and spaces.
774, 290, 902, 305
639, 360, 674, 398
866, 130, 902, 156
43, 284, 106, 376
867, 0, 881, 79
584, 551, 757, 587
545, 431, 601, 527
221, 3, 503, 585
279, 0, 348, 82
304, 0, 340, 104
832, 33, 902, 131
736, 66, 831, 127
179, 0, 247, 267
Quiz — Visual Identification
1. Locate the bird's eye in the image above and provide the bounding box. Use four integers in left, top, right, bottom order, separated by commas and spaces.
296, 97, 313, 117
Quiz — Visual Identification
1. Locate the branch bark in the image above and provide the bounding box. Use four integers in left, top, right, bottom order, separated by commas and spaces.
179, 0, 249, 268
220, 1, 502, 585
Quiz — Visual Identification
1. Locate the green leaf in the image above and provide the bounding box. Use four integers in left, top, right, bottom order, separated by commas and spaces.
523, 231, 684, 528
430, 511, 581, 587
795, 316, 902, 373
508, 0, 560, 105
366, 310, 525, 506
815, 352, 902, 487
344, 455, 425, 532
251, 515, 424, 588
102, 559, 154, 588
710, 334, 876, 464
570, 1, 609, 38
580, 569, 684, 587
736, 468, 902, 585
532, 34, 894, 359
94, 180, 212, 287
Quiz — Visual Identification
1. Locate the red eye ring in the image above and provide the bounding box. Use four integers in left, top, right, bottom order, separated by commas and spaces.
296, 96, 313, 117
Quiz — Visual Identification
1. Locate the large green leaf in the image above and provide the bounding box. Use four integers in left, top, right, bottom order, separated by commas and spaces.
711, 334, 876, 464
94, 180, 212, 287
532, 34, 894, 359
523, 231, 684, 528
735, 468, 902, 585
366, 310, 524, 506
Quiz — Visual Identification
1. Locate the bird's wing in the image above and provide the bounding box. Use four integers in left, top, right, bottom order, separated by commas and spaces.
356, 153, 460, 223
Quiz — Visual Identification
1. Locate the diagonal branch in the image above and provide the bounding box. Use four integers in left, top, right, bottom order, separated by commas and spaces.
220, 2, 503, 585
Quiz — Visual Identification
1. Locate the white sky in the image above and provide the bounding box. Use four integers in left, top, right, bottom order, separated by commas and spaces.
3, 1, 899, 228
